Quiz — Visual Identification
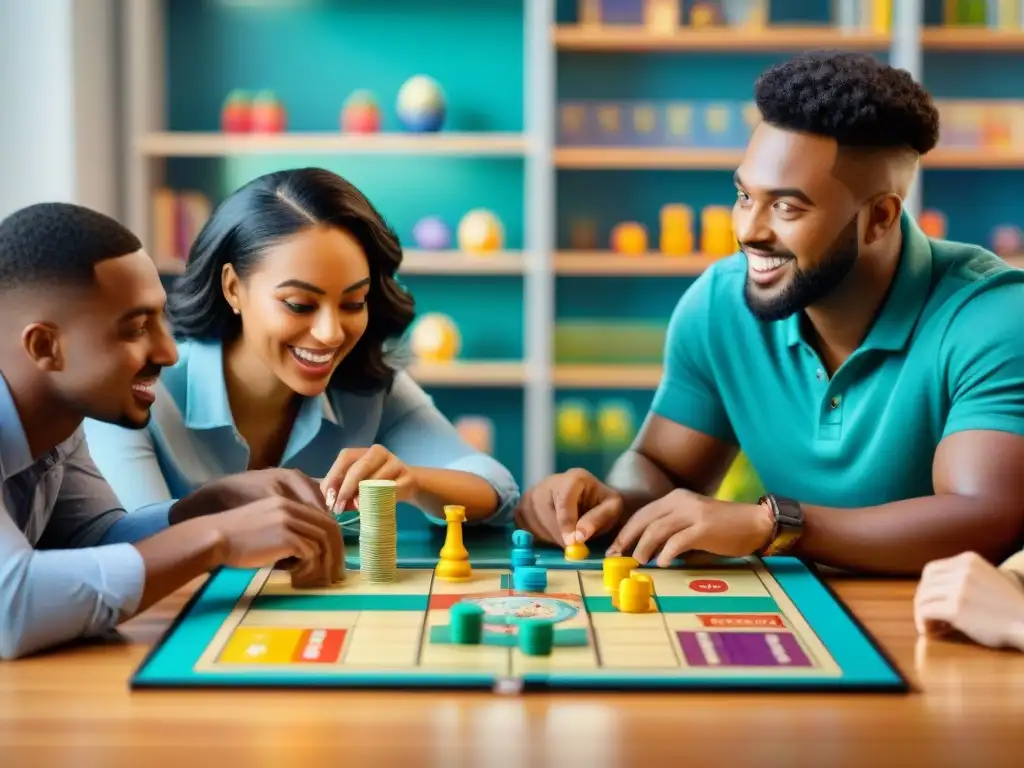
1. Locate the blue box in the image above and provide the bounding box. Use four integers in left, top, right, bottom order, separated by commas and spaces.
698, 101, 739, 147
599, 0, 644, 24
661, 101, 697, 147
623, 101, 664, 146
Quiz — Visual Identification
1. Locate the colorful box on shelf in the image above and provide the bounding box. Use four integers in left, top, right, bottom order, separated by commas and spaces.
558, 100, 759, 148
933, 99, 1024, 150
555, 321, 667, 365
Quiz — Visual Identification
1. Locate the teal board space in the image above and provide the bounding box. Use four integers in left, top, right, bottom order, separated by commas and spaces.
130, 529, 908, 693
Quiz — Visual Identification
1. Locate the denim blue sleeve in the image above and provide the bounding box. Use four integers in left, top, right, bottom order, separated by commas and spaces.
0, 499, 144, 660
98, 502, 173, 544
376, 372, 520, 526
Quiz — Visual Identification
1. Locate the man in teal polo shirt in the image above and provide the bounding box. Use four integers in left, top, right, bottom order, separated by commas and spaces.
516, 51, 1024, 575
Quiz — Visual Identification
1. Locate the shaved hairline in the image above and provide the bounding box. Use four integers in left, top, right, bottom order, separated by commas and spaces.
831, 145, 920, 201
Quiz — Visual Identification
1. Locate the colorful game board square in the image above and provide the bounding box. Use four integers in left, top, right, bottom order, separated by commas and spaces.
218, 627, 345, 665
697, 614, 786, 629
677, 630, 812, 668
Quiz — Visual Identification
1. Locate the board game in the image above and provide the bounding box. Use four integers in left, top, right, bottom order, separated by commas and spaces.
131, 517, 907, 693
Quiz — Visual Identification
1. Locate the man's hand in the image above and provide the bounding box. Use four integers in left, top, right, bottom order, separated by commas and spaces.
606, 488, 774, 566
209, 495, 344, 587
169, 468, 327, 523
515, 469, 624, 547
320, 445, 418, 513
914, 551, 1024, 651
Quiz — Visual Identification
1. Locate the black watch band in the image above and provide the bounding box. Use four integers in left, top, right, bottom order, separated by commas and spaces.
757, 494, 803, 557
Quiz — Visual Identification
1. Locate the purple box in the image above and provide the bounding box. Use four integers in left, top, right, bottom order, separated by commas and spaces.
599, 0, 644, 24
661, 101, 697, 147
677, 630, 813, 668
591, 101, 627, 145
558, 101, 592, 145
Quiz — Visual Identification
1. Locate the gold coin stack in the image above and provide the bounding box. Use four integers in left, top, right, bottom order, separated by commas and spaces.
357, 479, 398, 583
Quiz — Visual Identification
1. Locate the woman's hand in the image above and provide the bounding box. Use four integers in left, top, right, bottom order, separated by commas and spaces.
320, 444, 418, 512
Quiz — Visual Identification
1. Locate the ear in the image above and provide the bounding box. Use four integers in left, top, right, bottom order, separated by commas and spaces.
21, 323, 64, 372
863, 193, 903, 246
221, 263, 242, 316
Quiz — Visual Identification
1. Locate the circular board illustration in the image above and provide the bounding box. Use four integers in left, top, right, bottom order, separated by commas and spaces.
462, 596, 578, 635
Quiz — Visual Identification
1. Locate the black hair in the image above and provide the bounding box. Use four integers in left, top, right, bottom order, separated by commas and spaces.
168, 167, 415, 395
0, 202, 142, 292
754, 50, 940, 155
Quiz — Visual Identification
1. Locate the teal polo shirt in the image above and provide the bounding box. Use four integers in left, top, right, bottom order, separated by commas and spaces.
651, 212, 1024, 508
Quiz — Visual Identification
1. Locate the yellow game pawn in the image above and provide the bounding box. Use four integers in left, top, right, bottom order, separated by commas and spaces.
618, 572, 654, 613
603, 556, 639, 592
436, 505, 472, 582
564, 540, 589, 561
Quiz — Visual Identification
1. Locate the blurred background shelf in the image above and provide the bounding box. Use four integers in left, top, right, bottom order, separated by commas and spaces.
137, 132, 528, 157
555, 252, 718, 275
406, 361, 526, 387
400, 251, 526, 275
553, 24, 892, 51
553, 364, 662, 389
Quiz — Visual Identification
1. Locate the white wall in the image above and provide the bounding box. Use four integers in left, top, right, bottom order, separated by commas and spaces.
0, 0, 119, 220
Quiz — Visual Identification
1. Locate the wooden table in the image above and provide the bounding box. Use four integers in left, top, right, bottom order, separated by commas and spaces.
1, 577, 1022, 767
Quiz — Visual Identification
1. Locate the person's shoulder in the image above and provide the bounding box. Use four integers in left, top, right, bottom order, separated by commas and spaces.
664, 252, 745, 336
929, 240, 1024, 332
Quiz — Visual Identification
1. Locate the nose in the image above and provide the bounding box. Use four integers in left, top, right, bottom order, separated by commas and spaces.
312, 308, 346, 348
733, 200, 773, 247
153, 321, 179, 367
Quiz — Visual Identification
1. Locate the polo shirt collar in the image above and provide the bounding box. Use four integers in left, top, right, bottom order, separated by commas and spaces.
183, 340, 341, 436
0, 372, 34, 480
785, 210, 932, 352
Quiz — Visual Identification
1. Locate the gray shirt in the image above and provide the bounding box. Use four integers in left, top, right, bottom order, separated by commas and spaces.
0, 373, 168, 659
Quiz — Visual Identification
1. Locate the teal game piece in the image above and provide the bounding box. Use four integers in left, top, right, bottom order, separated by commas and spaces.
511, 529, 534, 548
449, 602, 484, 644
518, 620, 555, 656
512, 566, 547, 592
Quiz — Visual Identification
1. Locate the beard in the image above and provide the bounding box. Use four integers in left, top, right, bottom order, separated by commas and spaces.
743, 216, 860, 322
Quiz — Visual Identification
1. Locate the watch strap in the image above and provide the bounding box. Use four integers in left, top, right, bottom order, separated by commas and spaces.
757, 494, 803, 557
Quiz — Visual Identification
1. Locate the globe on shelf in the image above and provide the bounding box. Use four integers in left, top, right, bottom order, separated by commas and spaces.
410, 313, 461, 362
396, 75, 446, 132
457, 209, 504, 254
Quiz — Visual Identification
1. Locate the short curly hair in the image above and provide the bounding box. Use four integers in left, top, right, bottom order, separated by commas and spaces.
0, 202, 142, 292
754, 50, 939, 155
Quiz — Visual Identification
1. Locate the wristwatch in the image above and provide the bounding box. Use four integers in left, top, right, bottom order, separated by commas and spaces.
757, 494, 804, 557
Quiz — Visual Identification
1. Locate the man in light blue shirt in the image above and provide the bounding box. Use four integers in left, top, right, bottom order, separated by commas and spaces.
0, 202, 343, 660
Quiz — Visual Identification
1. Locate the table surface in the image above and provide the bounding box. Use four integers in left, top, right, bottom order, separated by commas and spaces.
2, 576, 1022, 767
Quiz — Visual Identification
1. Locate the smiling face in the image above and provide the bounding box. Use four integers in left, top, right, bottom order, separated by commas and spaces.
222, 225, 372, 397
40, 250, 179, 428
732, 123, 865, 321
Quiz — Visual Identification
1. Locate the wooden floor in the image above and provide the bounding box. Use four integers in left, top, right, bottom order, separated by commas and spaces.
1, 576, 1022, 767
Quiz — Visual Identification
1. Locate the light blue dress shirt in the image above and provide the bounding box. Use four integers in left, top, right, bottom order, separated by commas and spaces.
0, 373, 171, 660
84, 339, 519, 527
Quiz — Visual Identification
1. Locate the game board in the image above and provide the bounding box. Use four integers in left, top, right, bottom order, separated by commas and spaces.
130, 530, 908, 692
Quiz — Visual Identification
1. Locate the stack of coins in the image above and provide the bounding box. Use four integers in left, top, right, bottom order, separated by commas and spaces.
357, 479, 398, 583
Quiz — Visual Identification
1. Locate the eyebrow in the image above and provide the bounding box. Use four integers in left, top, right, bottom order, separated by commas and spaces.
733, 172, 816, 206
118, 307, 157, 323
276, 277, 371, 295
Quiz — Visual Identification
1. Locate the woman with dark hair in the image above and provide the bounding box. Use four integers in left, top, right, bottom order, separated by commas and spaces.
84, 167, 518, 527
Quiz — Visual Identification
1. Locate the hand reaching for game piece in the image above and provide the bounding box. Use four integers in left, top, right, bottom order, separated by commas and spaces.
606, 488, 774, 567
914, 551, 1024, 652
515, 468, 624, 547
170, 467, 328, 523
207, 495, 344, 588
320, 444, 418, 513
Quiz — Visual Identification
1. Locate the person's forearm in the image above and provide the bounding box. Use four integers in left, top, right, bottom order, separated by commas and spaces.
130, 517, 225, 614
605, 449, 678, 516
794, 494, 1024, 575
411, 468, 499, 522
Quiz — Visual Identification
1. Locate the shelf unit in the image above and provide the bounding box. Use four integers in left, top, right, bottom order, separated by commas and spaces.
120, 1, 1024, 487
